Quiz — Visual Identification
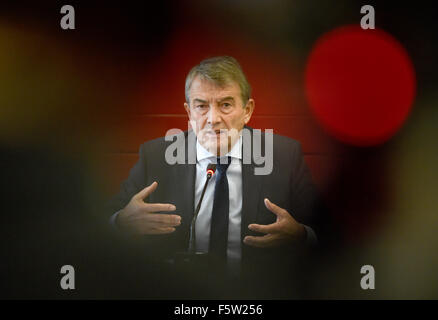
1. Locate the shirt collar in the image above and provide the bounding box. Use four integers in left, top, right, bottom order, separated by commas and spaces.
196, 134, 242, 162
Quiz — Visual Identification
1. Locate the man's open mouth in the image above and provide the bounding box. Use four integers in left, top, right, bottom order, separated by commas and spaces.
206, 129, 227, 136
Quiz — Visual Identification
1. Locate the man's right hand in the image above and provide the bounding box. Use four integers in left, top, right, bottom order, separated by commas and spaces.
116, 181, 181, 235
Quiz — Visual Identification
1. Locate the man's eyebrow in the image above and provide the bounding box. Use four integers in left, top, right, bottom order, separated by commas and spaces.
193, 98, 207, 104
217, 96, 235, 103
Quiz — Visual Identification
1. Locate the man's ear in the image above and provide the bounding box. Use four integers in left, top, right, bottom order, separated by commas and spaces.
184, 102, 191, 119
243, 99, 255, 125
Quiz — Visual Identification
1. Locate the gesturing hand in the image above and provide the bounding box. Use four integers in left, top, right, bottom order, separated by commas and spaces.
116, 181, 181, 235
243, 198, 306, 248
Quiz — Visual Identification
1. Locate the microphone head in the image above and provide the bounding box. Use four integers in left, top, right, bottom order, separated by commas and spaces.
206, 163, 216, 178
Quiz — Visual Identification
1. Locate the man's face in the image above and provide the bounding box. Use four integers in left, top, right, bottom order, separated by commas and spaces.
184, 76, 255, 156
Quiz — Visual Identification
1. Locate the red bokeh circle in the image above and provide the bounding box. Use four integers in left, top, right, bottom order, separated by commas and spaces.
305, 25, 416, 146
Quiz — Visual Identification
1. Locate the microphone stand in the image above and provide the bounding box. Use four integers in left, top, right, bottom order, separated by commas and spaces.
188, 166, 214, 253
168, 164, 216, 268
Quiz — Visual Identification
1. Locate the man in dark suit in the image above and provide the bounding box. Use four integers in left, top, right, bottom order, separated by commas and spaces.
108, 56, 321, 298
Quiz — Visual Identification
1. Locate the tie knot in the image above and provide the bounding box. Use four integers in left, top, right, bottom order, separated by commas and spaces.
216, 157, 231, 173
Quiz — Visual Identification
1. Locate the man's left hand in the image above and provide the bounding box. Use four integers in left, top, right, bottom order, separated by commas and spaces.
243, 198, 306, 248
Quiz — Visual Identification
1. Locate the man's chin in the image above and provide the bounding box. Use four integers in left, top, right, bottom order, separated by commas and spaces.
202, 140, 230, 156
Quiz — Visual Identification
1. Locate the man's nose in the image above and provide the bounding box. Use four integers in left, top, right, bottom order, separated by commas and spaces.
207, 106, 221, 125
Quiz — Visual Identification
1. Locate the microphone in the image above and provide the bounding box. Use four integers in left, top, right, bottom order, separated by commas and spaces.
188, 163, 216, 253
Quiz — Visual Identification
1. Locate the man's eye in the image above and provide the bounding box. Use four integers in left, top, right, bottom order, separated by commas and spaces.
222, 103, 231, 108
196, 105, 208, 109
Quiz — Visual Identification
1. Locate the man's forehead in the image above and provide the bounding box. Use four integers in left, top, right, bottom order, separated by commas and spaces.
190, 77, 240, 100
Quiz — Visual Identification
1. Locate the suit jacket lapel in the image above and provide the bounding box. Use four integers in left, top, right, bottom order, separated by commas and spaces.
169, 130, 196, 246
241, 163, 263, 238
241, 127, 264, 260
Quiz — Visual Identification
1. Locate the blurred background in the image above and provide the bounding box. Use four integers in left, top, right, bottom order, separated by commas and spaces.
0, 0, 437, 299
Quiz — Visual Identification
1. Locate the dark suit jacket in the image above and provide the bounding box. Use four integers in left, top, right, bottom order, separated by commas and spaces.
108, 126, 320, 277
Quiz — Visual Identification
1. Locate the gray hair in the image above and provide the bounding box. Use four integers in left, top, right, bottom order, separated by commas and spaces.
185, 56, 252, 105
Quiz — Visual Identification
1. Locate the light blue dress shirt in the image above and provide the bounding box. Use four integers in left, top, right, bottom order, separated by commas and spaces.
194, 136, 243, 273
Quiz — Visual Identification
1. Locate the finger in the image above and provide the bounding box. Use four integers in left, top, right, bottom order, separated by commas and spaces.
124, 220, 177, 235
142, 213, 181, 225
139, 221, 181, 230
248, 223, 279, 234
144, 202, 177, 213
122, 218, 179, 233
131, 226, 177, 235
243, 235, 275, 248
134, 181, 158, 200
124, 213, 181, 228
264, 198, 287, 217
